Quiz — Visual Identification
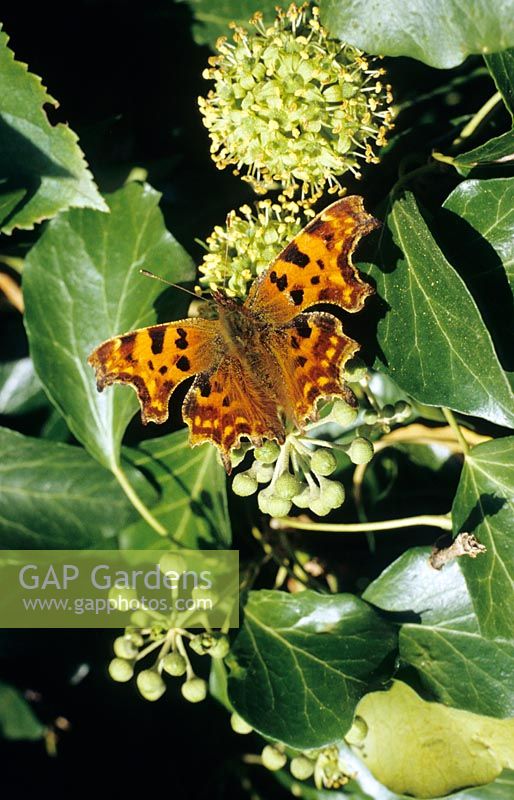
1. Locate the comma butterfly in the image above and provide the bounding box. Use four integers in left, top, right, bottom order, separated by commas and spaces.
88, 196, 378, 472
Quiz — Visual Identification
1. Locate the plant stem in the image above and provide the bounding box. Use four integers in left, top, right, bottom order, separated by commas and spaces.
271, 513, 452, 533
453, 90, 502, 146
442, 408, 470, 456
112, 463, 168, 537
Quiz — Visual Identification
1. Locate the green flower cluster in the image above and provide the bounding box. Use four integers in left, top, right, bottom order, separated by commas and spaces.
257, 741, 353, 788
197, 198, 308, 298
199, 3, 394, 203
107, 554, 230, 704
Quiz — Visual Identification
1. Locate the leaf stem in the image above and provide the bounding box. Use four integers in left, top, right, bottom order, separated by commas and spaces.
442, 408, 470, 456
452, 90, 502, 146
112, 464, 168, 537
271, 513, 453, 534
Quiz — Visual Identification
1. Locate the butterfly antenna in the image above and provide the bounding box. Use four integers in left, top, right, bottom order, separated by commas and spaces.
139, 269, 207, 302
222, 211, 234, 293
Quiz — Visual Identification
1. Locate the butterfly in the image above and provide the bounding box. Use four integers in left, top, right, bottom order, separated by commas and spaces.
88, 196, 378, 473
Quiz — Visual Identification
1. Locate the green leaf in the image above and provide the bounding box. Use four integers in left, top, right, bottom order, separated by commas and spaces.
485, 49, 514, 118
23, 181, 195, 470
441, 177, 514, 368
346, 681, 514, 798
227, 590, 397, 749
178, 0, 278, 47
0, 681, 44, 740
364, 547, 514, 718
363, 191, 514, 428
0, 427, 151, 548
320, 0, 514, 69
0, 358, 46, 415
121, 429, 231, 549
452, 437, 514, 639
0, 25, 106, 234
447, 131, 514, 174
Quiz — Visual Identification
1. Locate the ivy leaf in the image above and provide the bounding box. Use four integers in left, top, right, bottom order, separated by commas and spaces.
442, 131, 514, 175
178, 0, 278, 47
0, 358, 46, 415
0, 681, 44, 740
452, 437, 514, 640
363, 191, 514, 428
346, 682, 514, 798
485, 48, 514, 118
23, 182, 195, 470
320, 0, 514, 69
364, 547, 514, 718
0, 25, 106, 234
121, 429, 231, 549
227, 590, 397, 749
441, 177, 514, 368
0, 427, 153, 548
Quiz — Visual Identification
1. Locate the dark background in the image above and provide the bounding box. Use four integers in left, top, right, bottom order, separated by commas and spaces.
0, 1, 506, 796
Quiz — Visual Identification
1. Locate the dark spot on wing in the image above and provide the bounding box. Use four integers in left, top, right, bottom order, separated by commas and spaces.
276, 274, 288, 291
149, 327, 165, 355
290, 336, 300, 350
159, 366, 168, 375
310, 275, 320, 285
222, 396, 230, 407
318, 288, 332, 301
305, 216, 326, 234
147, 360, 154, 371
295, 356, 307, 368
119, 332, 136, 358
198, 376, 211, 397
294, 317, 312, 338
281, 242, 310, 268
317, 259, 325, 270
176, 355, 190, 372
290, 289, 304, 306
269, 270, 277, 283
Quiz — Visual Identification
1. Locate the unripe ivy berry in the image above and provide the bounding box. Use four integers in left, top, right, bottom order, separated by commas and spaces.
259, 493, 292, 518
331, 400, 358, 427
343, 357, 367, 383
181, 677, 208, 703
274, 472, 303, 499
114, 636, 139, 660
125, 629, 144, 647
310, 498, 332, 517
232, 472, 259, 497
162, 652, 187, 677
320, 480, 345, 509
310, 449, 337, 477
363, 409, 378, 424
136, 669, 166, 701
394, 400, 411, 419
109, 658, 134, 683
382, 403, 395, 419
230, 712, 253, 735
290, 755, 315, 781
254, 440, 281, 464
348, 437, 374, 465
159, 552, 187, 577
208, 635, 230, 659
261, 745, 287, 771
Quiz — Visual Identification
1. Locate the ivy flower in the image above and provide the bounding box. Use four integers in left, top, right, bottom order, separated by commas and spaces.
198, 3, 394, 203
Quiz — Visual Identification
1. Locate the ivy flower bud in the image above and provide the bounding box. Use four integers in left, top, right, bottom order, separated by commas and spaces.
290, 755, 315, 780
348, 436, 374, 464
162, 652, 187, 677
342, 356, 367, 383
319, 478, 345, 509
254, 439, 282, 464
310, 448, 337, 477
230, 712, 253, 735
113, 636, 139, 660
331, 399, 358, 427
258, 491, 292, 518
274, 471, 304, 499
261, 745, 287, 771
232, 471, 259, 496
136, 669, 166, 702
292, 485, 316, 509
199, 5, 394, 203
109, 658, 134, 683
181, 677, 208, 704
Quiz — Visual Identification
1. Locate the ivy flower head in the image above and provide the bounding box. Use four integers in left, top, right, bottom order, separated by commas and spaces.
197, 197, 309, 298
198, 3, 394, 204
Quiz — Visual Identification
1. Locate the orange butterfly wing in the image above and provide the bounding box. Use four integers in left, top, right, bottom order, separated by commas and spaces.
246, 195, 378, 322
88, 318, 221, 424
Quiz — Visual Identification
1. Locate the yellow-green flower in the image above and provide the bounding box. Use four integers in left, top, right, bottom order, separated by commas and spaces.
199, 3, 394, 204
197, 198, 309, 298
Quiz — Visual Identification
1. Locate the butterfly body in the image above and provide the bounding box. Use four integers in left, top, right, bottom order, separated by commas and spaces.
89, 196, 379, 472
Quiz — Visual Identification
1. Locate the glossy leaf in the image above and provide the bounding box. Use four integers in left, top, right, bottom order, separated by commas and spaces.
320, 0, 514, 69
452, 437, 514, 640
347, 682, 514, 797
364, 191, 514, 428
449, 131, 514, 175
121, 429, 231, 549
0, 427, 153, 548
0, 681, 44, 740
0, 25, 106, 234
485, 49, 514, 117
23, 182, 195, 470
178, 0, 277, 47
0, 358, 45, 415
227, 590, 397, 749
364, 547, 514, 718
